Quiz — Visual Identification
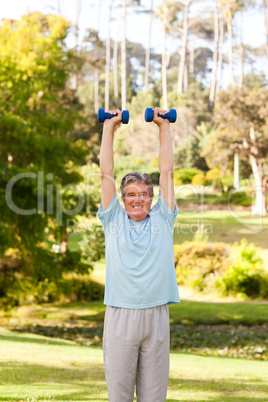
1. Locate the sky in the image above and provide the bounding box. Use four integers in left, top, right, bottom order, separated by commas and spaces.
1, 0, 266, 50
1, 0, 267, 87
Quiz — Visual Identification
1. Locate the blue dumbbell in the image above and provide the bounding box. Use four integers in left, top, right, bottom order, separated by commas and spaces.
145, 108, 177, 123
97, 109, 129, 124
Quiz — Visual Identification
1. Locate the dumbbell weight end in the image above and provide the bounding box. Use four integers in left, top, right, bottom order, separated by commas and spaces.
97, 109, 129, 124
144, 108, 177, 123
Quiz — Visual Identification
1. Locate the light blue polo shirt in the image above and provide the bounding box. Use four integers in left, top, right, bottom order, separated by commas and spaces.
97, 192, 180, 309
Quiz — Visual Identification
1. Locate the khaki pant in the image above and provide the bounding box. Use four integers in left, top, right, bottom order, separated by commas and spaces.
103, 304, 170, 402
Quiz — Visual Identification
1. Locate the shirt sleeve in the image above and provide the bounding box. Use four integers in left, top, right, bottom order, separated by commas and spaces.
152, 192, 178, 229
97, 193, 120, 230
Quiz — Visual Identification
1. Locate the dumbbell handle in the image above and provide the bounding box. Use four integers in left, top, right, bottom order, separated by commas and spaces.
145, 108, 177, 123
97, 109, 129, 124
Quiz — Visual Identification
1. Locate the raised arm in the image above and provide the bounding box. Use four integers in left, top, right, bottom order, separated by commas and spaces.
99, 110, 122, 211
153, 108, 175, 212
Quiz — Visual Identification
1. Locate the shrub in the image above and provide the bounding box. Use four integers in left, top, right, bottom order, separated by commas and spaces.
59, 273, 104, 302
174, 241, 231, 292
149, 171, 160, 185
78, 222, 105, 263
174, 238, 268, 300
216, 239, 266, 298
174, 168, 204, 185
113, 156, 157, 184
0, 223, 105, 309
217, 260, 264, 298
206, 167, 221, 182
205, 168, 223, 192
192, 172, 206, 186
227, 190, 252, 206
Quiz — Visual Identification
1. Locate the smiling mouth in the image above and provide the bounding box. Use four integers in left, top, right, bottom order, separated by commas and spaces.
132, 206, 143, 209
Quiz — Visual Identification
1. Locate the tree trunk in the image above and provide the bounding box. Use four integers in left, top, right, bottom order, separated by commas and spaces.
94, 0, 102, 113
189, 44, 194, 74
166, 36, 172, 69
145, 0, 154, 90
216, 14, 224, 94
227, 18, 234, 86
94, 69, 99, 114
262, 175, 268, 213
105, 0, 114, 111
57, 0, 61, 13
238, 10, 244, 87
178, 0, 190, 94
72, 0, 82, 91
113, 38, 119, 108
162, 30, 168, 109
105, 35, 111, 110
209, 8, 219, 106
184, 59, 188, 92
264, 0, 268, 58
121, 0, 127, 110
249, 153, 266, 216
234, 151, 240, 190
248, 126, 267, 216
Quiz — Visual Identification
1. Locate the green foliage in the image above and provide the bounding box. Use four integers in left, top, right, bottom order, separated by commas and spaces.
0, 245, 96, 309
149, 171, 160, 185
174, 241, 231, 291
243, 71, 268, 90
78, 222, 105, 264
192, 172, 206, 186
174, 168, 204, 185
204, 87, 268, 178
59, 273, 104, 302
217, 239, 268, 299
174, 122, 212, 171
225, 190, 252, 206
176, 189, 252, 206
113, 156, 157, 184
129, 89, 156, 115
174, 239, 268, 300
0, 13, 88, 257
169, 81, 211, 125
78, 163, 102, 214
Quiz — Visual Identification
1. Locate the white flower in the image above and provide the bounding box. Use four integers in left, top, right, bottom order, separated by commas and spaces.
52, 244, 60, 253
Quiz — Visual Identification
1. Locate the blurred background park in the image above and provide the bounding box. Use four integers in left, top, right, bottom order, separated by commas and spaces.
0, 0, 268, 400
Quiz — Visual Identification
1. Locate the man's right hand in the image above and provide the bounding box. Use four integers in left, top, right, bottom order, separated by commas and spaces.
104, 109, 123, 127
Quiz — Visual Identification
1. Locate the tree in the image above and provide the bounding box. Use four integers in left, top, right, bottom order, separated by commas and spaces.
218, 0, 242, 86
209, 6, 220, 105
105, 0, 114, 110
155, 0, 180, 108
0, 13, 88, 265
178, 0, 192, 94
203, 87, 268, 216
262, 0, 268, 58
82, 27, 105, 113
144, 0, 154, 90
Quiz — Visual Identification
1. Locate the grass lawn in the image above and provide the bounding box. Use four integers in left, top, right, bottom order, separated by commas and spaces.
0, 327, 267, 402
174, 210, 268, 250
2, 297, 268, 327
1, 201, 268, 400
68, 209, 268, 268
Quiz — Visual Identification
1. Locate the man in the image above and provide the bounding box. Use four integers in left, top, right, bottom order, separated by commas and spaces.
97, 108, 180, 402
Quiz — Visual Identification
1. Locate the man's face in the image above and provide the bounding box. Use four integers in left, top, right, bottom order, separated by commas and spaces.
122, 182, 153, 222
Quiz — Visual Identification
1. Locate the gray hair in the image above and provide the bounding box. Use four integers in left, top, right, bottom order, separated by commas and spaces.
120, 171, 154, 200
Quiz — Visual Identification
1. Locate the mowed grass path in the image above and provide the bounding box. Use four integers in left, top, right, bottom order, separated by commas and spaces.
0, 327, 267, 402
